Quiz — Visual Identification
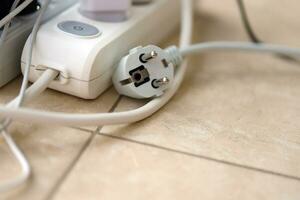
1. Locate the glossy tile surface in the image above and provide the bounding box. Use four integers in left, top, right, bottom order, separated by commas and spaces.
53, 135, 300, 200
0, 82, 119, 199
52, 0, 300, 199
1, 0, 300, 199
99, 0, 300, 178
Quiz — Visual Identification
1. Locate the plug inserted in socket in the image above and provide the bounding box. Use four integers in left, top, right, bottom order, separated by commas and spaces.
79, 0, 131, 22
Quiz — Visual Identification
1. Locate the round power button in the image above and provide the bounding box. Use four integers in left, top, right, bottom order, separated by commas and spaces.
58, 21, 101, 38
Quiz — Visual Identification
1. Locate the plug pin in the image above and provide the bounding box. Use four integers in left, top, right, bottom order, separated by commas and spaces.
140, 51, 158, 63
152, 77, 170, 88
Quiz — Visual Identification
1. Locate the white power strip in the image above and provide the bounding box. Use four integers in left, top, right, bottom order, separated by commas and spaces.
21, 0, 180, 99
0, 0, 78, 88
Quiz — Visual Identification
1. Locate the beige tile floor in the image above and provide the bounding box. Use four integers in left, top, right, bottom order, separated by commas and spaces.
1, 0, 300, 199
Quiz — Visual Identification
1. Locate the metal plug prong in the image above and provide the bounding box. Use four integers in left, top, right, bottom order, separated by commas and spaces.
152, 77, 170, 88
140, 51, 158, 63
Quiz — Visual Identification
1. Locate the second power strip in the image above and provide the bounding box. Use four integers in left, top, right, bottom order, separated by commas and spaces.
0, 0, 78, 88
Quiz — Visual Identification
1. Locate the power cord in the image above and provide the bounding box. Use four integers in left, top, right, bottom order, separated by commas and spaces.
236, 0, 297, 62
236, 0, 261, 43
0, 0, 34, 28
0, 0, 21, 47
1, 0, 300, 127
1, 41, 300, 127
0, 0, 192, 192
0, 0, 193, 127
0, 0, 54, 193
0, 68, 58, 193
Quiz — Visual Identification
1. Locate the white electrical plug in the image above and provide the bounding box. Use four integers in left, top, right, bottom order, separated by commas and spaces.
113, 45, 181, 99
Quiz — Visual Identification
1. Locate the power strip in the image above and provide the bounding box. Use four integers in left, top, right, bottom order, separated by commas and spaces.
21, 0, 181, 99
0, 0, 78, 88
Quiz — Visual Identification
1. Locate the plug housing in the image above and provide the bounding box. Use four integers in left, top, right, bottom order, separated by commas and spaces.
113, 45, 176, 99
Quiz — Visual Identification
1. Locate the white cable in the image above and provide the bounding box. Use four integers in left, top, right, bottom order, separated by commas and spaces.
0, 0, 53, 193
1, 0, 52, 130
0, 0, 299, 192
7, 69, 59, 108
2, 40, 300, 126
0, 0, 21, 47
0, 0, 34, 29
0, 2, 191, 192
1, 6, 300, 128
0, 130, 30, 193
0, 69, 58, 193
0, 0, 29, 193
180, 41, 300, 57
1, 0, 52, 127
16, 0, 52, 108
0, 0, 193, 127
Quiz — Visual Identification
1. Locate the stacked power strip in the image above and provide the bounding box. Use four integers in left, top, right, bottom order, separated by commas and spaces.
0, 0, 78, 88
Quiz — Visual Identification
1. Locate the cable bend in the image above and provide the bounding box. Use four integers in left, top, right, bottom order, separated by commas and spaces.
0, 130, 31, 193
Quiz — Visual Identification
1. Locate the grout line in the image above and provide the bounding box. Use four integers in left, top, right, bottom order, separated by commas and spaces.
97, 132, 300, 182
45, 95, 123, 200
46, 88, 300, 199
96, 95, 124, 131
45, 131, 96, 200
70, 127, 96, 133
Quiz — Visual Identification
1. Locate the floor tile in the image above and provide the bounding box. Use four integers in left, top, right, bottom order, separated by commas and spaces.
238, 0, 300, 46
99, 0, 300, 178
0, 78, 120, 131
0, 125, 91, 200
0, 80, 119, 199
53, 135, 300, 200
1, 0, 300, 199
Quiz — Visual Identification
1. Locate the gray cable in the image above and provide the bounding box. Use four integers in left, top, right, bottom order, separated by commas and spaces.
0, 0, 53, 193
0, 69, 58, 192
0, 0, 34, 29
0, 129, 30, 193
236, 0, 297, 62
180, 41, 300, 58
0, 0, 21, 47
16, 0, 52, 108
7, 69, 59, 108
236, 0, 261, 43
1, 0, 52, 128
